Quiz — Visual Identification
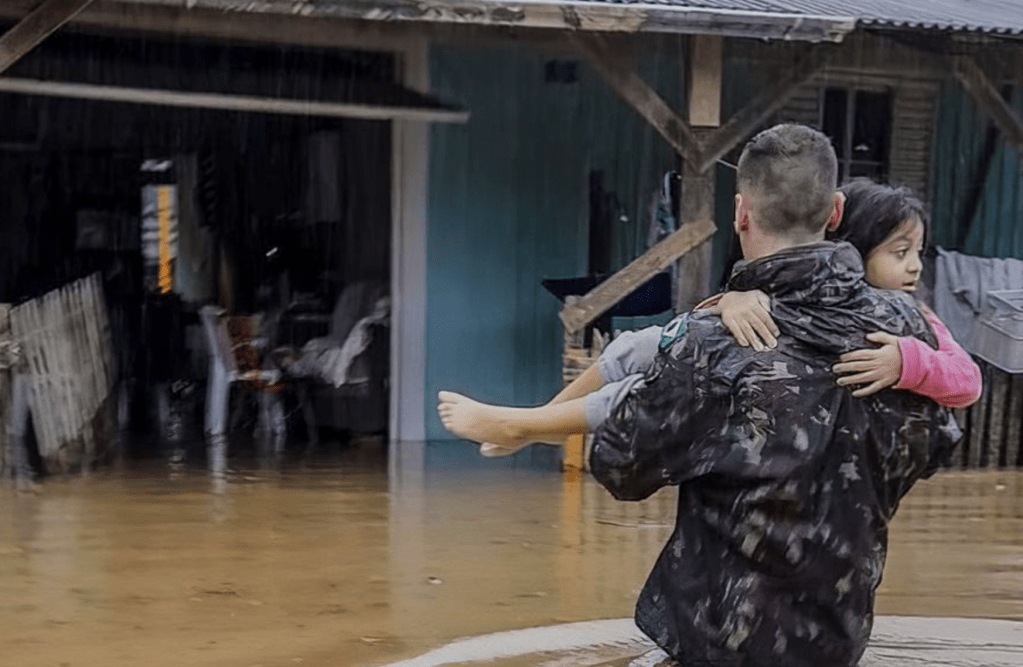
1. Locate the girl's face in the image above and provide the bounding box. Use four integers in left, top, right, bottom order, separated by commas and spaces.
864, 217, 925, 292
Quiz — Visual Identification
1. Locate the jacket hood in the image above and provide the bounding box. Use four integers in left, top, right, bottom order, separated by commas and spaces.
728, 242, 934, 356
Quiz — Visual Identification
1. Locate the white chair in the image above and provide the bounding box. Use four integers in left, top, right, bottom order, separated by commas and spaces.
199, 306, 286, 444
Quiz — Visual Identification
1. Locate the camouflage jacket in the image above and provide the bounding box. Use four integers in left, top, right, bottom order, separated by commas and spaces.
590, 242, 962, 667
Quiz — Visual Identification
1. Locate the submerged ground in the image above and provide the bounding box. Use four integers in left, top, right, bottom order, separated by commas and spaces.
2, 439, 1022, 667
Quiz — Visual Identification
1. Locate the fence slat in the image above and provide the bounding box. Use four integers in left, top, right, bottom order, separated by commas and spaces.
9, 274, 116, 473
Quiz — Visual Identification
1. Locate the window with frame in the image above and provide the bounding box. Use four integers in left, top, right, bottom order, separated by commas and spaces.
821, 87, 894, 182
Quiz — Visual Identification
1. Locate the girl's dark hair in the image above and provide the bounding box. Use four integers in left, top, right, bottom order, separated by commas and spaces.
832, 180, 929, 258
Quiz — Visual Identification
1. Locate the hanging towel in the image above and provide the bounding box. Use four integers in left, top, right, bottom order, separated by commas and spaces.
932, 247, 1023, 350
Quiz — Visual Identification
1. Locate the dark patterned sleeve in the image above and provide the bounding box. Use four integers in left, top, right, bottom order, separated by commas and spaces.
589, 333, 726, 501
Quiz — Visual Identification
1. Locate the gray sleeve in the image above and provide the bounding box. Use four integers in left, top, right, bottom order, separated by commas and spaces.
584, 374, 644, 431
597, 326, 662, 383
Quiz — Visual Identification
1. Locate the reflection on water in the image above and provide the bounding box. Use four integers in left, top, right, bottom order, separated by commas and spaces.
1, 441, 1022, 667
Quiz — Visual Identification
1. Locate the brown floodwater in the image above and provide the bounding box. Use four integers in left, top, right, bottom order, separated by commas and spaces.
2, 439, 1023, 667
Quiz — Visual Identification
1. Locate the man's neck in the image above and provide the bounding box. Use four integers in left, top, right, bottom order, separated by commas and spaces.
745, 233, 826, 261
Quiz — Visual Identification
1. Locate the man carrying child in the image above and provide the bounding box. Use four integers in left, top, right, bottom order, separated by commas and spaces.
440, 124, 962, 666
590, 125, 960, 666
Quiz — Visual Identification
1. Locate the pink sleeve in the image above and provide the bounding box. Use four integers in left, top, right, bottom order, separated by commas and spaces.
896, 310, 983, 408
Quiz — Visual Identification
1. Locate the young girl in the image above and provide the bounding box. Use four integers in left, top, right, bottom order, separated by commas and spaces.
829, 180, 982, 406
438, 181, 981, 454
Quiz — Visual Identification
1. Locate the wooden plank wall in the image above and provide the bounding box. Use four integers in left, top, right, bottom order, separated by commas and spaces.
889, 82, 938, 202
9, 273, 115, 473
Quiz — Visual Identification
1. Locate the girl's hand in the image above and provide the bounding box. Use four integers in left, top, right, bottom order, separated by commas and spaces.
833, 332, 903, 397
715, 290, 778, 351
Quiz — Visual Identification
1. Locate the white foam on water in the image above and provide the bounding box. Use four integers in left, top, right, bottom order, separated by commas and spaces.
624, 649, 671, 667
376, 616, 1023, 667
376, 618, 645, 667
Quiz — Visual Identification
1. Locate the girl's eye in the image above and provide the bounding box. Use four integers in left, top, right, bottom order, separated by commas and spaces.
895, 249, 908, 259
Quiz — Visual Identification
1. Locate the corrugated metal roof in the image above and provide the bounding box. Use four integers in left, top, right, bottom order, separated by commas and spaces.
100, 0, 1023, 41
591, 0, 1023, 35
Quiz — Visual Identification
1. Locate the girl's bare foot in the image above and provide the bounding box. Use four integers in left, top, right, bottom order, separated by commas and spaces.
437, 391, 528, 448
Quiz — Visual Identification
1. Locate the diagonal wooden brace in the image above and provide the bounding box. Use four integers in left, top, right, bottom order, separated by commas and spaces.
953, 56, 1023, 156
569, 32, 704, 165
560, 218, 717, 334
0, 0, 94, 75
698, 45, 833, 173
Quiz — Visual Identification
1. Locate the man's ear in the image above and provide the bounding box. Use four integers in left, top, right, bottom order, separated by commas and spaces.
734, 194, 748, 234
826, 192, 845, 232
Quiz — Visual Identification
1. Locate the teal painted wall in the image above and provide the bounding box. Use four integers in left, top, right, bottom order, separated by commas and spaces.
424, 39, 685, 442
930, 80, 1023, 258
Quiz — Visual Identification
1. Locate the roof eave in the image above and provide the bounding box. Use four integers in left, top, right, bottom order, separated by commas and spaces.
116, 0, 857, 43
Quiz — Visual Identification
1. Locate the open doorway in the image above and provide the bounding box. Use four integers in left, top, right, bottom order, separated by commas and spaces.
0, 28, 404, 455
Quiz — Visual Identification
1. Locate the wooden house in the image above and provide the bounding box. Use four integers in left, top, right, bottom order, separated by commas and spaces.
0, 0, 1021, 473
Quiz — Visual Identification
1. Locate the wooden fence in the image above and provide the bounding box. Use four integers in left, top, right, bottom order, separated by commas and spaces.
0, 304, 11, 475
7, 274, 116, 473
951, 362, 1023, 469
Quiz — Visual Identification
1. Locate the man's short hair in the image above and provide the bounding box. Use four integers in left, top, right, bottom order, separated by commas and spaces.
737, 124, 839, 236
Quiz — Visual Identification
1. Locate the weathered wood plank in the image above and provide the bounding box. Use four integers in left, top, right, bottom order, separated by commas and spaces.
698, 45, 834, 173
953, 56, 1023, 156
8, 275, 116, 473
676, 39, 720, 313
0, 0, 94, 74
676, 133, 715, 313
0, 77, 471, 123
45, 289, 73, 459
0, 303, 11, 476
967, 374, 989, 469
689, 35, 722, 128
1011, 375, 1023, 467
22, 298, 51, 460
94, 274, 115, 391
65, 285, 86, 436
569, 32, 703, 165
560, 219, 716, 334
987, 370, 1009, 467
15, 299, 50, 464
78, 281, 97, 403
952, 407, 969, 468
69, 282, 92, 459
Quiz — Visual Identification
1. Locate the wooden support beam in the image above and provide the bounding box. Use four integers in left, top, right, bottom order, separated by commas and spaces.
0, 0, 94, 75
676, 36, 722, 313
569, 32, 703, 164
698, 45, 833, 173
954, 57, 1023, 155
0, 0, 429, 54
0, 77, 471, 123
676, 140, 716, 312
560, 218, 716, 334
689, 35, 722, 128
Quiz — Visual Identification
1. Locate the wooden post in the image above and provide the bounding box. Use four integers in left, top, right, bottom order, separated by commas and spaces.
563, 434, 586, 472
676, 36, 721, 313
689, 35, 722, 128
0, 0, 94, 75
697, 45, 833, 174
